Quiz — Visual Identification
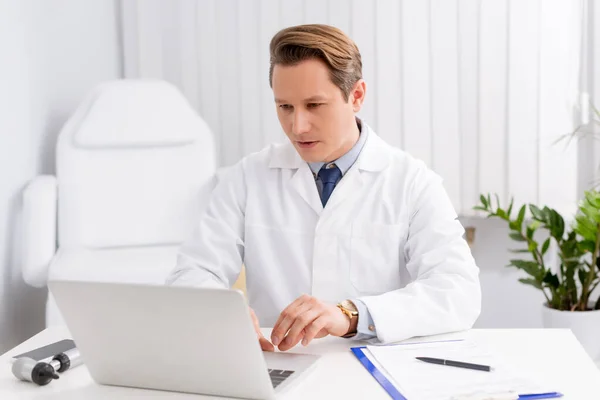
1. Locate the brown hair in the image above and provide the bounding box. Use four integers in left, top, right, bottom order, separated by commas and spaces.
269, 24, 362, 101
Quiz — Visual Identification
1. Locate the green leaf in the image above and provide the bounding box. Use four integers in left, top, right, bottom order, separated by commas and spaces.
585, 190, 600, 209
507, 198, 514, 217
526, 227, 534, 240
541, 238, 551, 255
542, 206, 552, 224
576, 213, 596, 229
580, 202, 600, 224
509, 232, 526, 242
550, 210, 565, 239
530, 220, 542, 230
575, 214, 596, 233
575, 215, 597, 242
577, 240, 596, 253
518, 278, 543, 290
530, 205, 545, 221
526, 221, 540, 240
517, 205, 527, 229
480, 194, 488, 208
473, 206, 488, 212
509, 260, 543, 279
496, 209, 508, 220
542, 271, 560, 289
495, 193, 501, 210
528, 241, 538, 253
509, 220, 519, 231
509, 249, 531, 254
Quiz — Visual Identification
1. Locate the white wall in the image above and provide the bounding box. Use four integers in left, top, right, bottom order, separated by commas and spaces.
122, 0, 582, 218
469, 0, 600, 329
0, 0, 121, 353
467, 0, 600, 327
463, 218, 547, 329
590, 0, 600, 182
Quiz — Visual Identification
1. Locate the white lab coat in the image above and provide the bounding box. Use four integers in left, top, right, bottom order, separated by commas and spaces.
167, 124, 481, 343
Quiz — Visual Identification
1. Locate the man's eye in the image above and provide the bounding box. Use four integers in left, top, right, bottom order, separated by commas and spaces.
307, 103, 323, 109
279, 104, 292, 111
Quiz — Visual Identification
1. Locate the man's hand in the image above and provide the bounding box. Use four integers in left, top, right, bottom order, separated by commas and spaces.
250, 307, 274, 352
270, 295, 354, 351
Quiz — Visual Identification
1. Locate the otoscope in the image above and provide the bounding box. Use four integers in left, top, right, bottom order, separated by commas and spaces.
12, 348, 82, 386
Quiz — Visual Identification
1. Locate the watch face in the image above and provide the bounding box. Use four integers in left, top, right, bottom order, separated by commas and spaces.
341, 299, 358, 313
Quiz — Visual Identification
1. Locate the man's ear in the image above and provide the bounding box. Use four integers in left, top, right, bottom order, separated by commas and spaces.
349, 79, 366, 113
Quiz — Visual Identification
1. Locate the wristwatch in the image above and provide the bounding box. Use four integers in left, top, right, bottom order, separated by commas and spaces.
337, 299, 359, 338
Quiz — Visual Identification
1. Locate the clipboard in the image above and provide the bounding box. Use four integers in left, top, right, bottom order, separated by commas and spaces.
351, 346, 563, 400
351, 346, 407, 400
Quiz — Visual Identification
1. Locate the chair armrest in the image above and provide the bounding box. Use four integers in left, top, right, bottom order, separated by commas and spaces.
21, 175, 57, 287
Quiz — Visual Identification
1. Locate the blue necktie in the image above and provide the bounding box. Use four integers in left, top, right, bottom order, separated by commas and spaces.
318, 164, 342, 206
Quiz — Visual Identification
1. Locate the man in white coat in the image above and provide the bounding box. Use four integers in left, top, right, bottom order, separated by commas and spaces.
167, 24, 481, 351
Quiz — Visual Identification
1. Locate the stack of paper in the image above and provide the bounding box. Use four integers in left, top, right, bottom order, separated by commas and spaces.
352, 339, 561, 400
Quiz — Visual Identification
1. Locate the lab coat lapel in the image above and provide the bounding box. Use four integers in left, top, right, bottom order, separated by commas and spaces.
269, 142, 323, 216
290, 164, 323, 216
322, 166, 363, 211
324, 129, 390, 211
267, 128, 391, 216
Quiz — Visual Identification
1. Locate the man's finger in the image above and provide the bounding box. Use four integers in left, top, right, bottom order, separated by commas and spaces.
314, 328, 329, 339
278, 309, 320, 351
248, 307, 273, 351
250, 308, 263, 336
250, 308, 258, 325
271, 295, 309, 333
271, 295, 311, 345
302, 315, 329, 346
259, 336, 275, 352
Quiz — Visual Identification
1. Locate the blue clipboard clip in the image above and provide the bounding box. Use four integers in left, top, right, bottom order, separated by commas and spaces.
519, 393, 563, 399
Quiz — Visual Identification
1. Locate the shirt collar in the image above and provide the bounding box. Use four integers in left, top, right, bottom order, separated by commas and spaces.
308, 118, 368, 176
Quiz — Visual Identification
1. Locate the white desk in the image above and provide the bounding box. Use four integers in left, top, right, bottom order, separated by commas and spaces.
1, 327, 599, 399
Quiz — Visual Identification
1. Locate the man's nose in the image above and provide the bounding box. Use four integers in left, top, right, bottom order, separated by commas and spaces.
292, 110, 311, 136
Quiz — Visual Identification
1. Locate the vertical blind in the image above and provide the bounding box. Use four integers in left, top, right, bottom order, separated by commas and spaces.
120, 0, 584, 217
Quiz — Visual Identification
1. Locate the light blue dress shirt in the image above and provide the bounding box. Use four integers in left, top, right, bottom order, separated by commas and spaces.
307, 120, 377, 340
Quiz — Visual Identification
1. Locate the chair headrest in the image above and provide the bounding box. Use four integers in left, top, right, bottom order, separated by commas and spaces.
72, 80, 200, 149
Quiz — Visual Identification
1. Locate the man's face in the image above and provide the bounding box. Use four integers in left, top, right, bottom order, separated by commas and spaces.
272, 59, 364, 163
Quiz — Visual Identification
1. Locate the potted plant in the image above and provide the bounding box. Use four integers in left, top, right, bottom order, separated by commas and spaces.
474, 191, 600, 361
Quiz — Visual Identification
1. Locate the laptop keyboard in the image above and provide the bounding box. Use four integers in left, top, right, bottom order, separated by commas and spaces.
268, 369, 295, 388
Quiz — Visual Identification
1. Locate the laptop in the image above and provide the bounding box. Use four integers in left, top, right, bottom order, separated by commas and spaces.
48, 280, 320, 399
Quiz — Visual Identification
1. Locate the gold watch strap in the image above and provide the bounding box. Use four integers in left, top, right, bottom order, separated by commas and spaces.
337, 302, 358, 338
337, 304, 354, 319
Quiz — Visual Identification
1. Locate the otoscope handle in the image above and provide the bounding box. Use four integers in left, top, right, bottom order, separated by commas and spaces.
51, 348, 82, 372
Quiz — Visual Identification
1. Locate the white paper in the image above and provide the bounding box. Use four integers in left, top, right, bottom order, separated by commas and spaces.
366, 340, 556, 400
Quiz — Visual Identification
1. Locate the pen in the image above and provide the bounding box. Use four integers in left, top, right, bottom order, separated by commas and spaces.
416, 357, 492, 372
